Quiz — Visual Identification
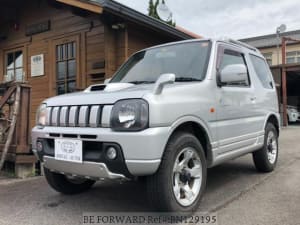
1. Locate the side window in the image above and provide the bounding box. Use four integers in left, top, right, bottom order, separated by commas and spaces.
5, 50, 23, 82
262, 52, 272, 66
219, 49, 250, 87
250, 55, 273, 89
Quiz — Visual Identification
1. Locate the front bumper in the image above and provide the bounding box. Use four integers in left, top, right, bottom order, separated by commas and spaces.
42, 155, 126, 180
288, 112, 300, 122
32, 126, 170, 178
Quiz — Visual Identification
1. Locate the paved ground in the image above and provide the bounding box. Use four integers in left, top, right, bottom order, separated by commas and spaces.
0, 127, 299, 225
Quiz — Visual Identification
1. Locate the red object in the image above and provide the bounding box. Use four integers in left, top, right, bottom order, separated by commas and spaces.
175, 26, 202, 39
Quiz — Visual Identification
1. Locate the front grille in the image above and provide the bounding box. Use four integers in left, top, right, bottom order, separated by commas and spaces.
46, 105, 102, 127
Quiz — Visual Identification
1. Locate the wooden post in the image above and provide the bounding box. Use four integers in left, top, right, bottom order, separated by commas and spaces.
0, 85, 21, 170
0, 83, 35, 177
16, 84, 31, 153
281, 38, 288, 127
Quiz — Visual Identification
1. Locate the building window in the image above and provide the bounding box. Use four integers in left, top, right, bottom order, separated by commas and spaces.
262, 52, 272, 66
5, 51, 23, 81
286, 51, 300, 64
56, 42, 77, 95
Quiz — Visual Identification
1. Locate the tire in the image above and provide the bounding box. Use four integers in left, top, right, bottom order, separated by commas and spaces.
44, 167, 96, 195
253, 123, 279, 172
147, 132, 207, 212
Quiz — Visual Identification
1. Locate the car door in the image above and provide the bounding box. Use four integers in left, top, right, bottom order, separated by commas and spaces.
215, 44, 258, 154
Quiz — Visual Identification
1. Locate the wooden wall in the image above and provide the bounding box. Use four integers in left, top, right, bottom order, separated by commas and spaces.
104, 23, 179, 77
0, 0, 105, 128
127, 24, 175, 57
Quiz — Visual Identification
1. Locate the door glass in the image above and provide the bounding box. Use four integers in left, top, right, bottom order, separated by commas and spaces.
57, 62, 66, 80
56, 41, 77, 95
68, 60, 76, 78
67, 81, 76, 93
250, 55, 273, 89
219, 49, 250, 87
57, 83, 65, 95
68, 43, 76, 59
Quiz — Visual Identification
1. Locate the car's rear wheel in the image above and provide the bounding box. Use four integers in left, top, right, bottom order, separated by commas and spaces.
147, 132, 207, 212
44, 167, 96, 195
253, 123, 278, 172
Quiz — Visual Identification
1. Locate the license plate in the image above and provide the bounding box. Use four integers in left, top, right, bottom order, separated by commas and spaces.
55, 139, 83, 163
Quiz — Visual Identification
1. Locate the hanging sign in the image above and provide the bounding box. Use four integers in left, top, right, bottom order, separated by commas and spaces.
31, 54, 44, 77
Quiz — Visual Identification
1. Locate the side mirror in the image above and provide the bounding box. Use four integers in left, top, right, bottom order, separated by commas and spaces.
153, 73, 175, 95
219, 64, 248, 85
104, 78, 111, 84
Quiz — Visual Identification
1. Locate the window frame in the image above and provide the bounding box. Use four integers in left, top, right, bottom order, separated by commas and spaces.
286, 51, 300, 64
5, 49, 24, 82
55, 41, 77, 95
216, 45, 251, 88
50, 35, 80, 96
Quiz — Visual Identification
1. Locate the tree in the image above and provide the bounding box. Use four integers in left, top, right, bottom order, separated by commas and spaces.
147, 0, 176, 27
148, 0, 155, 18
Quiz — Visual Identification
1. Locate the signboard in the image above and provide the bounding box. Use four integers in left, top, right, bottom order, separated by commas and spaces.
31, 54, 44, 77
26, 20, 51, 36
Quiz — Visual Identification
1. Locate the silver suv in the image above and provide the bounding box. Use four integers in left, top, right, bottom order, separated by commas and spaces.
32, 39, 280, 212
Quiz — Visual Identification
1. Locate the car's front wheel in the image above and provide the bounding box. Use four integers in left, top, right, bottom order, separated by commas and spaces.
44, 168, 96, 195
147, 132, 207, 212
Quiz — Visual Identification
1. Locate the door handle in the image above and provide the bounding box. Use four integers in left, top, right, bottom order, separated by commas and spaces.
250, 96, 257, 102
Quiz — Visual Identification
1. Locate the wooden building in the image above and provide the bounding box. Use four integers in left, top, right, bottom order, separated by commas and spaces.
0, 0, 196, 130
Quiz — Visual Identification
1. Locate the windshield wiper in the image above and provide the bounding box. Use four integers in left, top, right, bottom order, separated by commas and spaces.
175, 77, 202, 82
129, 81, 155, 85
129, 77, 201, 84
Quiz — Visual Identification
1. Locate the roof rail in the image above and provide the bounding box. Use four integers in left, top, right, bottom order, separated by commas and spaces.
228, 39, 258, 52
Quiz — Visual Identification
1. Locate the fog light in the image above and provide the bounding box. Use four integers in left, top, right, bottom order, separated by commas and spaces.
36, 141, 43, 152
106, 147, 117, 160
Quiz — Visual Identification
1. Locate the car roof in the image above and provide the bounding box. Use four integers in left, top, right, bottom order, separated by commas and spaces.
138, 38, 262, 57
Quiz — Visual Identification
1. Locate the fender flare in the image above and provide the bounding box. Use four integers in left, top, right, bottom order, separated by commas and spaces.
163, 115, 215, 166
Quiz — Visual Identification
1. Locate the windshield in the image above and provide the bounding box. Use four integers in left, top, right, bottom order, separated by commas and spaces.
110, 41, 211, 84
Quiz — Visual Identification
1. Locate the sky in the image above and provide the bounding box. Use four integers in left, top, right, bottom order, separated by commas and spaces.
115, 0, 300, 39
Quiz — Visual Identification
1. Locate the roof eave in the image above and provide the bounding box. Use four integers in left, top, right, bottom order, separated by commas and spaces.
56, 0, 103, 13
93, 0, 194, 40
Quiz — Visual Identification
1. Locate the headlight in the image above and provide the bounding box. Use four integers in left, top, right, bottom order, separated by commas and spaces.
36, 103, 47, 127
290, 109, 298, 113
110, 99, 148, 131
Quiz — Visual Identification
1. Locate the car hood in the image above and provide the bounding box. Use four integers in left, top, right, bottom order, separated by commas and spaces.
44, 83, 155, 106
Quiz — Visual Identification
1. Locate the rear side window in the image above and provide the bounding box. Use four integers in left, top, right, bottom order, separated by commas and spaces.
250, 55, 273, 89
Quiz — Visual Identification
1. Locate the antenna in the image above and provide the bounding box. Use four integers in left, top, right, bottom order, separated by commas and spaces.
276, 24, 287, 34
157, 1, 172, 22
